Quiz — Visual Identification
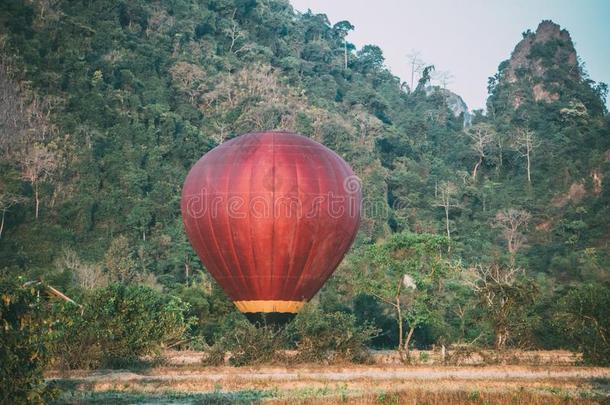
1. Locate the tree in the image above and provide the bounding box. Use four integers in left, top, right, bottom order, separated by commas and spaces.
169, 62, 206, 103
468, 264, 535, 350
433, 181, 462, 248
105, 235, 138, 284
353, 232, 450, 360
0, 278, 58, 404
223, 9, 253, 55
20, 144, 58, 220
416, 65, 435, 90
406, 50, 425, 91
556, 283, 610, 365
357, 45, 384, 72
333, 20, 354, 69
465, 123, 496, 181
492, 208, 531, 265
514, 128, 539, 185
433, 70, 454, 89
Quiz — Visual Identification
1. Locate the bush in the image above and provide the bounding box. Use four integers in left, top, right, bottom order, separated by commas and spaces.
202, 314, 286, 366
287, 305, 378, 364
202, 306, 378, 366
52, 284, 192, 369
0, 278, 58, 404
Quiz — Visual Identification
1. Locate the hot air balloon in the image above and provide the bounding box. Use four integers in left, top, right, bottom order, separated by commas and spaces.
181, 131, 361, 325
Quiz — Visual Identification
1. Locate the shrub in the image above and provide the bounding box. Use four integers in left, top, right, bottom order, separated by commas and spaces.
202, 314, 286, 366
52, 284, 192, 369
0, 278, 58, 404
287, 305, 378, 364
202, 306, 378, 366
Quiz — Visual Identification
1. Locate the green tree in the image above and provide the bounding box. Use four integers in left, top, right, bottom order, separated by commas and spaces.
0, 278, 57, 404
352, 232, 451, 360
556, 283, 610, 365
332, 20, 354, 69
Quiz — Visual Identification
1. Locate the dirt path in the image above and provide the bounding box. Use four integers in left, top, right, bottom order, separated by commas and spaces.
52, 365, 610, 383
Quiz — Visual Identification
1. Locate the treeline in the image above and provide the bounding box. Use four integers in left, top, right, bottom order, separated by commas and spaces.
0, 0, 609, 387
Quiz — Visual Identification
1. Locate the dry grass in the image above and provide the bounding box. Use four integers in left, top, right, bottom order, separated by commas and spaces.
268, 388, 602, 404
49, 350, 610, 404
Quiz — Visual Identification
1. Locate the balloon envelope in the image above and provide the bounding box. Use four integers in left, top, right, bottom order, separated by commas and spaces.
181, 131, 361, 324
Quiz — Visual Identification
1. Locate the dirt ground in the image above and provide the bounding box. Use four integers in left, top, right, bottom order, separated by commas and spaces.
49, 350, 610, 404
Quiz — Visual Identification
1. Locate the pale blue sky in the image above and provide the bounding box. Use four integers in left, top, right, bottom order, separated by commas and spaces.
290, 0, 610, 110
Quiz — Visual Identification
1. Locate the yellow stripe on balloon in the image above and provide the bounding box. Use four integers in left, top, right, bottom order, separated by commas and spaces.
234, 300, 305, 314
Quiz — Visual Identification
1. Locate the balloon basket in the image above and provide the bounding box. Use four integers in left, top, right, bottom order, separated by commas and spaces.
245, 312, 296, 328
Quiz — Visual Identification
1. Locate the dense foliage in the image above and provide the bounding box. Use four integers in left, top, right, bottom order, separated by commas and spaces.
0, 280, 57, 404
0, 0, 608, 376
203, 307, 377, 365
51, 284, 193, 369
556, 284, 610, 365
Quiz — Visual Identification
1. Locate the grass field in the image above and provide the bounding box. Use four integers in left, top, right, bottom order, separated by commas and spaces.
49, 350, 610, 404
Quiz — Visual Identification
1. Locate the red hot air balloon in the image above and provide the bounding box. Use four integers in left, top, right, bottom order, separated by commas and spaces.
181, 131, 361, 324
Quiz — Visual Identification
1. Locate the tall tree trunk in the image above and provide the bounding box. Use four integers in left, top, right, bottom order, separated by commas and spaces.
0, 208, 5, 239
495, 324, 508, 350
526, 149, 531, 184
35, 182, 40, 220
410, 62, 415, 90
445, 204, 451, 253
404, 325, 416, 361
444, 205, 450, 240
396, 299, 403, 350
472, 156, 482, 180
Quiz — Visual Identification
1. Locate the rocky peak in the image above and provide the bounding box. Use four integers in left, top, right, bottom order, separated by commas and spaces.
501, 20, 579, 107
425, 85, 472, 126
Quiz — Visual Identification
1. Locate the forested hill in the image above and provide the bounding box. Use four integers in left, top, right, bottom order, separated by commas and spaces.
0, 1, 608, 345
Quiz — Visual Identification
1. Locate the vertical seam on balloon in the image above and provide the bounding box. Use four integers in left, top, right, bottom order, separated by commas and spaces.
315, 154, 355, 295
271, 132, 276, 297
304, 145, 342, 298
225, 138, 249, 296
279, 140, 301, 299
246, 135, 261, 299
186, 156, 236, 293
289, 144, 324, 300
202, 159, 242, 299
184, 162, 231, 294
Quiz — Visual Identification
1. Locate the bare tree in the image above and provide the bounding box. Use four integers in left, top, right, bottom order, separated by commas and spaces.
1, 62, 58, 158
105, 235, 138, 284
169, 61, 206, 103
514, 128, 540, 185
492, 208, 531, 265
20, 144, 58, 219
56, 248, 108, 290
406, 50, 425, 91
469, 264, 530, 350
433, 181, 461, 249
465, 123, 495, 181
223, 9, 253, 55
433, 70, 454, 89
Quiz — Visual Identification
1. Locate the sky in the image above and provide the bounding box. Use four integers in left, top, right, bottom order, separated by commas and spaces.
290, 0, 610, 111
